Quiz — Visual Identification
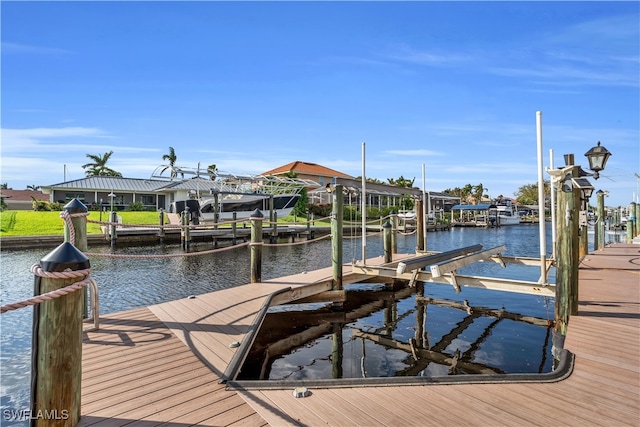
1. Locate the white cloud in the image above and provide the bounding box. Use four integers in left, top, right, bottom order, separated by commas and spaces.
1, 41, 72, 55
1, 127, 107, 152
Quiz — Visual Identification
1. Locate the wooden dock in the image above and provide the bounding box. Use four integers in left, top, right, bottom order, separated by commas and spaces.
79, 244, 639, 426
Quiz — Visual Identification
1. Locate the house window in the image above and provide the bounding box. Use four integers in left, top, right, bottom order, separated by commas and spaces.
65, 193, 85, 202
140, 195, 154, 205
318, 177, 325, 186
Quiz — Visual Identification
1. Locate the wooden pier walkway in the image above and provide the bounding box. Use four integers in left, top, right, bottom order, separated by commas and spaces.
79, 245, 639, 426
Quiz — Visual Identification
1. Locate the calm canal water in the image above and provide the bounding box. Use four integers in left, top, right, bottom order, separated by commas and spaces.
1, 224, 556, 424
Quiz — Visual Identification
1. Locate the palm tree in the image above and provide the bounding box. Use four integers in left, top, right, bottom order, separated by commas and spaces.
26, 185, 41, 191
207, 164, 218, 180
472, 183, 486, 204
82, 151, 122, 177
160, 147, 182, 180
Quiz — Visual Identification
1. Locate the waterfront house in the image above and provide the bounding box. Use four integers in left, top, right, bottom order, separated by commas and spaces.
39, 161, 460, 213
0, 189, 49, 210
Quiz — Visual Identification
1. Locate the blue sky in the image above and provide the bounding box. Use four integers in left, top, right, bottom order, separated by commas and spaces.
1, 1, 638, 207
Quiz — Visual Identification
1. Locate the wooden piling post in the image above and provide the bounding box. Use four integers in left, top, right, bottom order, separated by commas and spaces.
631, 203, 640, 237
31, 242, 89, 427
596, 191, 605, 250
232, 212, 237, 245
181, 207, 191, 250
270, 212, 278, 244
383, 220, 392, 263
158, 209, 165, 243
390, 210, 398, 254
415, 199, 424, 253
269, 195, 275, 225
63, 199, 88, 251
627, 202, 636, 243
331, 323, 343, 379
250, 209, 263, 283
553, 177, 573, 356
579, 217, 589, 259
554, 162, 581, 341
213, 194, 219, 248
331, 185, 343, 290
109, 211, 117, 249
62, 199, 88, 318
213, 193, 220, 226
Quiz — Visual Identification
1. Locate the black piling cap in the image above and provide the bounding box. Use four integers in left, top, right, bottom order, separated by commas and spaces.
63, 198, 88, 214
382, 221, 392, 229
40, 242, 90, 273
250, 209, 264, 218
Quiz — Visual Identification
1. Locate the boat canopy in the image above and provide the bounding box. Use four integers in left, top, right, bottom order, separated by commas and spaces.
451, 204, 497, 211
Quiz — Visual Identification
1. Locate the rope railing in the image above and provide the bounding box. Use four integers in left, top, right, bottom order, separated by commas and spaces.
89, 215, 336, 229
85, 241, 250, 258
263, 232, 332, 247
1, 265, 91, 314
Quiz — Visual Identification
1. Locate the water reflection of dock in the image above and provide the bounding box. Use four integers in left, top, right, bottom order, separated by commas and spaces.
78, 244, 639, 426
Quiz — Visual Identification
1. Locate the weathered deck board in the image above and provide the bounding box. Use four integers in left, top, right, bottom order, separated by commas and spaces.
80, 246, 640, 426
79, 307, 265, 427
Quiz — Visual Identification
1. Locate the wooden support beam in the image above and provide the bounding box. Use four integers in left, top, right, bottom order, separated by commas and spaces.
395, 244, 483, 273
293, 290, 347, 304
352, 330, 501, 374
269, 282, 333, 306
416, 296, 552, 326
427, 274, 555, 296
487, 255, 555, 268
351, 264, 555, 296
430, 245, 506, 277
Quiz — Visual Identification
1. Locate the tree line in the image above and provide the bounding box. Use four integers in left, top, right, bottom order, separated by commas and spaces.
1, 147, 551, 207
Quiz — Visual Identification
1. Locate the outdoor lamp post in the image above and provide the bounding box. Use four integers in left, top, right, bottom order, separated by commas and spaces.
584, 141, 612, 180
108, 192, 116, 212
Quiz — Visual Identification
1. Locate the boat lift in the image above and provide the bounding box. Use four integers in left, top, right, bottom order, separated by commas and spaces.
351, 244, 555, 297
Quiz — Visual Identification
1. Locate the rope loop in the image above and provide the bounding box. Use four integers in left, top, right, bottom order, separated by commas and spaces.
1, 265, 92, 314
30, 264, 91, 279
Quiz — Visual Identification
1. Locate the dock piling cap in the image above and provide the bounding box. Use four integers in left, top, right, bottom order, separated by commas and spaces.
63, 198, 88, 214
40, 242, 90, 272
250, 209, 264, 219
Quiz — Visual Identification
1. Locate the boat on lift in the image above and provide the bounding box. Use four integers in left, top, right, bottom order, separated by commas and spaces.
155, 165, 318, 222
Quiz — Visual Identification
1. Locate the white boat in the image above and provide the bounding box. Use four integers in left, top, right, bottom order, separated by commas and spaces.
397, 210, 417, 221
199, 193, 301, 221
490, 202, 521, 226
162, 167, 317, 222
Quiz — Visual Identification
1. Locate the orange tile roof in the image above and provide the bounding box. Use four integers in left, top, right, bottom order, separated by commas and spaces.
0, 189, 47, 201
262, 161, 353, 179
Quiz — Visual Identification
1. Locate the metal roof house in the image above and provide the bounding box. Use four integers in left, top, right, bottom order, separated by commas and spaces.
40, 176, 217, 211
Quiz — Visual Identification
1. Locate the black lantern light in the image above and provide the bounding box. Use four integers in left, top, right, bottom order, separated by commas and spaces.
584, 141, 611, 180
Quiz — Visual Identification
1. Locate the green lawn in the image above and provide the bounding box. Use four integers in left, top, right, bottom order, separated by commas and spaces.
0, 211, 165, 236
0, 210, 330, 237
